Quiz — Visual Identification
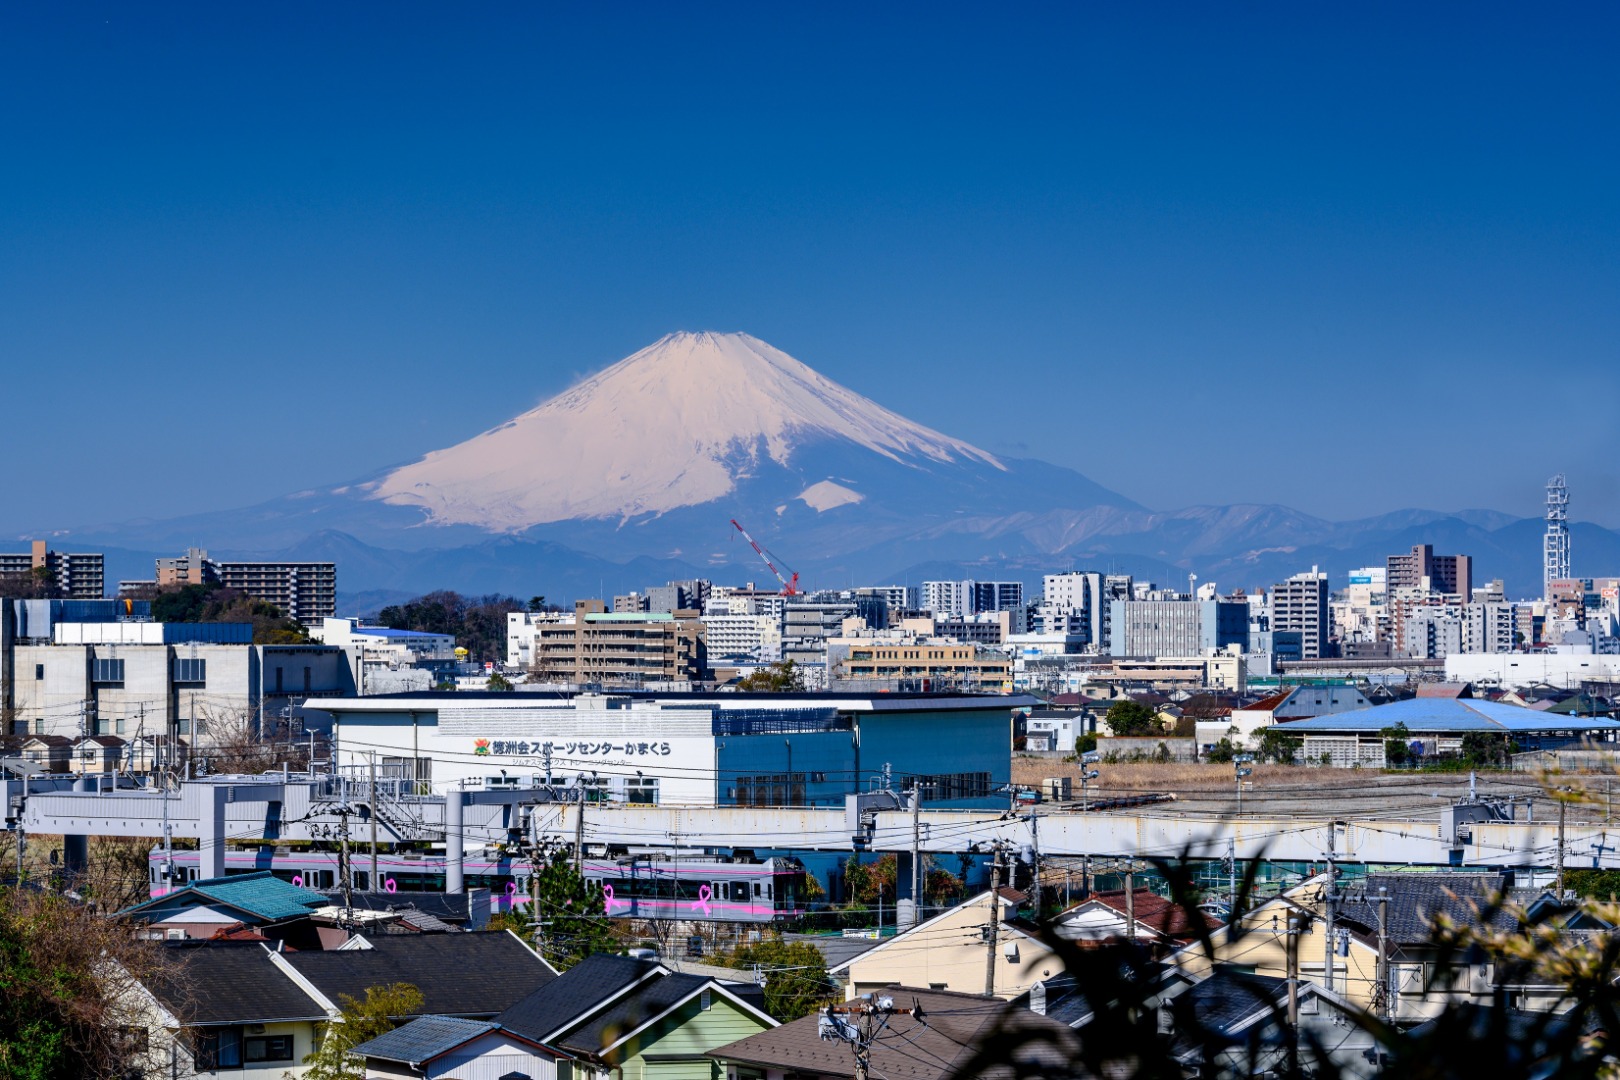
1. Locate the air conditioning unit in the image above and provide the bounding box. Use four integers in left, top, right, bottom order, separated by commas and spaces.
245, 1024, 266, 1035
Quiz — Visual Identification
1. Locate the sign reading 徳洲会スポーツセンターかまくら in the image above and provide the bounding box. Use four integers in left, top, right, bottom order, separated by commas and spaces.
472, 738, 673, 757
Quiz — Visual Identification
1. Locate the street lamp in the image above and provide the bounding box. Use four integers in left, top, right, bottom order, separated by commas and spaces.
1233, 754, 1254, 816
1079, 751, 1100, 812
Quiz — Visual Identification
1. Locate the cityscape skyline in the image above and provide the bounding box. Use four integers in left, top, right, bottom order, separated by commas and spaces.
3, 5, 1618, 534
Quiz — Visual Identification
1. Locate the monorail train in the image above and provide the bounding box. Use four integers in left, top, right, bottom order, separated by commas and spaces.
147, 848, 809, 923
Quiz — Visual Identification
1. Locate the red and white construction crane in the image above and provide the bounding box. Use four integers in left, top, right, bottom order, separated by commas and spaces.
729, 518, 800, 597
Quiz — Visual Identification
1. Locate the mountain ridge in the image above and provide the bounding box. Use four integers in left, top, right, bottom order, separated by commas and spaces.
13, 331, 1604, 601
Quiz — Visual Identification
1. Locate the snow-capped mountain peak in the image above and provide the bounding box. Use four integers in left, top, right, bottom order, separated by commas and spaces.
371, 331, 1005, 530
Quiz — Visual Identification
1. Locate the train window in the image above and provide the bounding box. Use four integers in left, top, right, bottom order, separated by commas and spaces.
753, 882, 761, 898
353, 871, 369, 891
731, 882, 749, 903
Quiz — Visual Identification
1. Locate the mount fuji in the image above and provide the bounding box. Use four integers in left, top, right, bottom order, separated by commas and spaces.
32, 332, 1616, 603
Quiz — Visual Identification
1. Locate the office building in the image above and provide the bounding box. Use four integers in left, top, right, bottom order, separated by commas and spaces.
0, 541, 104, 599
1271, 568, 1330, 659
1106, 598, 1248, 657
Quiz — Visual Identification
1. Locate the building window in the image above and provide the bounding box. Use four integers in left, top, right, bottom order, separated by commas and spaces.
34, 664, 43, 680
91, 658, 125, 684
244, 1034, 294, 1062
303, 667, 311, 692
93, 719, 110, 736
194, 1028, 242, 1069
700, 989, 712, 1011
174, 658, 207, 684
115, 719, 126, 735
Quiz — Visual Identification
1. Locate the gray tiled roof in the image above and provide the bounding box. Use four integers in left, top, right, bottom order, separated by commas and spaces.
284, 932, 552, 1017
1337, 873, 1516, 946
556, 972, 711, 1056
710, 987, 1078, 1080
148, 943, 327, 1026
351, 1015, 497, 1064
497, 954, 661, 1041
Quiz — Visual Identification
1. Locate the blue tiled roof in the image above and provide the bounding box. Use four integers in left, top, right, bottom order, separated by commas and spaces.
1281, 698, 1620, 735
352, 1015, 498, 1064
121, 870, 330, 921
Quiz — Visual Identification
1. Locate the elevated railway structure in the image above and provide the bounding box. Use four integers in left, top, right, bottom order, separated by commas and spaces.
8, 773, 1612, 895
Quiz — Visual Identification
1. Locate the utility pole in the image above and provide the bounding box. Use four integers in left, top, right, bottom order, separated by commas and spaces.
910, 786, 922, 926
1029, 807, 1042, 921
1375, 886, 1391, 1021
573, 780, 586, 865
337, 777, 354, 929
1124, 868, 1136, 942
14, 777, 26, 891
1557, 792, 1568, 895
983, 844, 1004, 996
368, 753, 379, 891
820, 995, 921, 1080
1323, 822, 1337, 994
1285, 909, 1301, 1027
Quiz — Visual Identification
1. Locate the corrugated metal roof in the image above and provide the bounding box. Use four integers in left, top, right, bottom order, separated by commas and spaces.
1281, 697, 1620, 735
351, 1015, 497, 1063
121, 871, 329, 922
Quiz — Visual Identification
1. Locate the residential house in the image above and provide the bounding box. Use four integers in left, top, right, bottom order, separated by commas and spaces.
281, 933, 556, 1020
69, 734, 126, 775
125, 733, 189, 776
127, 931, 555, 1079
136, 940, 329, 1077
709, 987, 1079, 1080
18, 733, 71, 772
1174, 871, 1572, 1023
1172, 875, 1381, 1012
832, 890, 1063, 1000
494, 953, 776, 1080
1051, 887, 1221, 951
352, 1014, 564, 1080
1161, 968, 1378, 1078
120, 871, 332, 943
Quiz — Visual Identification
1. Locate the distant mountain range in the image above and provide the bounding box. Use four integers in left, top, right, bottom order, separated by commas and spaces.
27, 332, 1614, 608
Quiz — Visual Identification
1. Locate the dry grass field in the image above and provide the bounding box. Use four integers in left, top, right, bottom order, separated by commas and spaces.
1010, 756, 1595, 821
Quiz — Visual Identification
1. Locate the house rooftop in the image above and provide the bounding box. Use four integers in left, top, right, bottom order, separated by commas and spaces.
283, 932, 554, 1018
120, 870, 329, 923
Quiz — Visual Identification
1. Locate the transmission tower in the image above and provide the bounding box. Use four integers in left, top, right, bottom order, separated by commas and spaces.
1544, 474, 1571, 601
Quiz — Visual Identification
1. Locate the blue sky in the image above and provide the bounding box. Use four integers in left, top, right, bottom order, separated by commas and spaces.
3, 3, 1617, 531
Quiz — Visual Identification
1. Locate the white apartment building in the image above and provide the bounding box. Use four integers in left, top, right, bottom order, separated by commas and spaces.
701, 611, 784, 660
1037, 571, 1103, 640
921, 580, 1023, 619
1404, 606, 1465, 660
